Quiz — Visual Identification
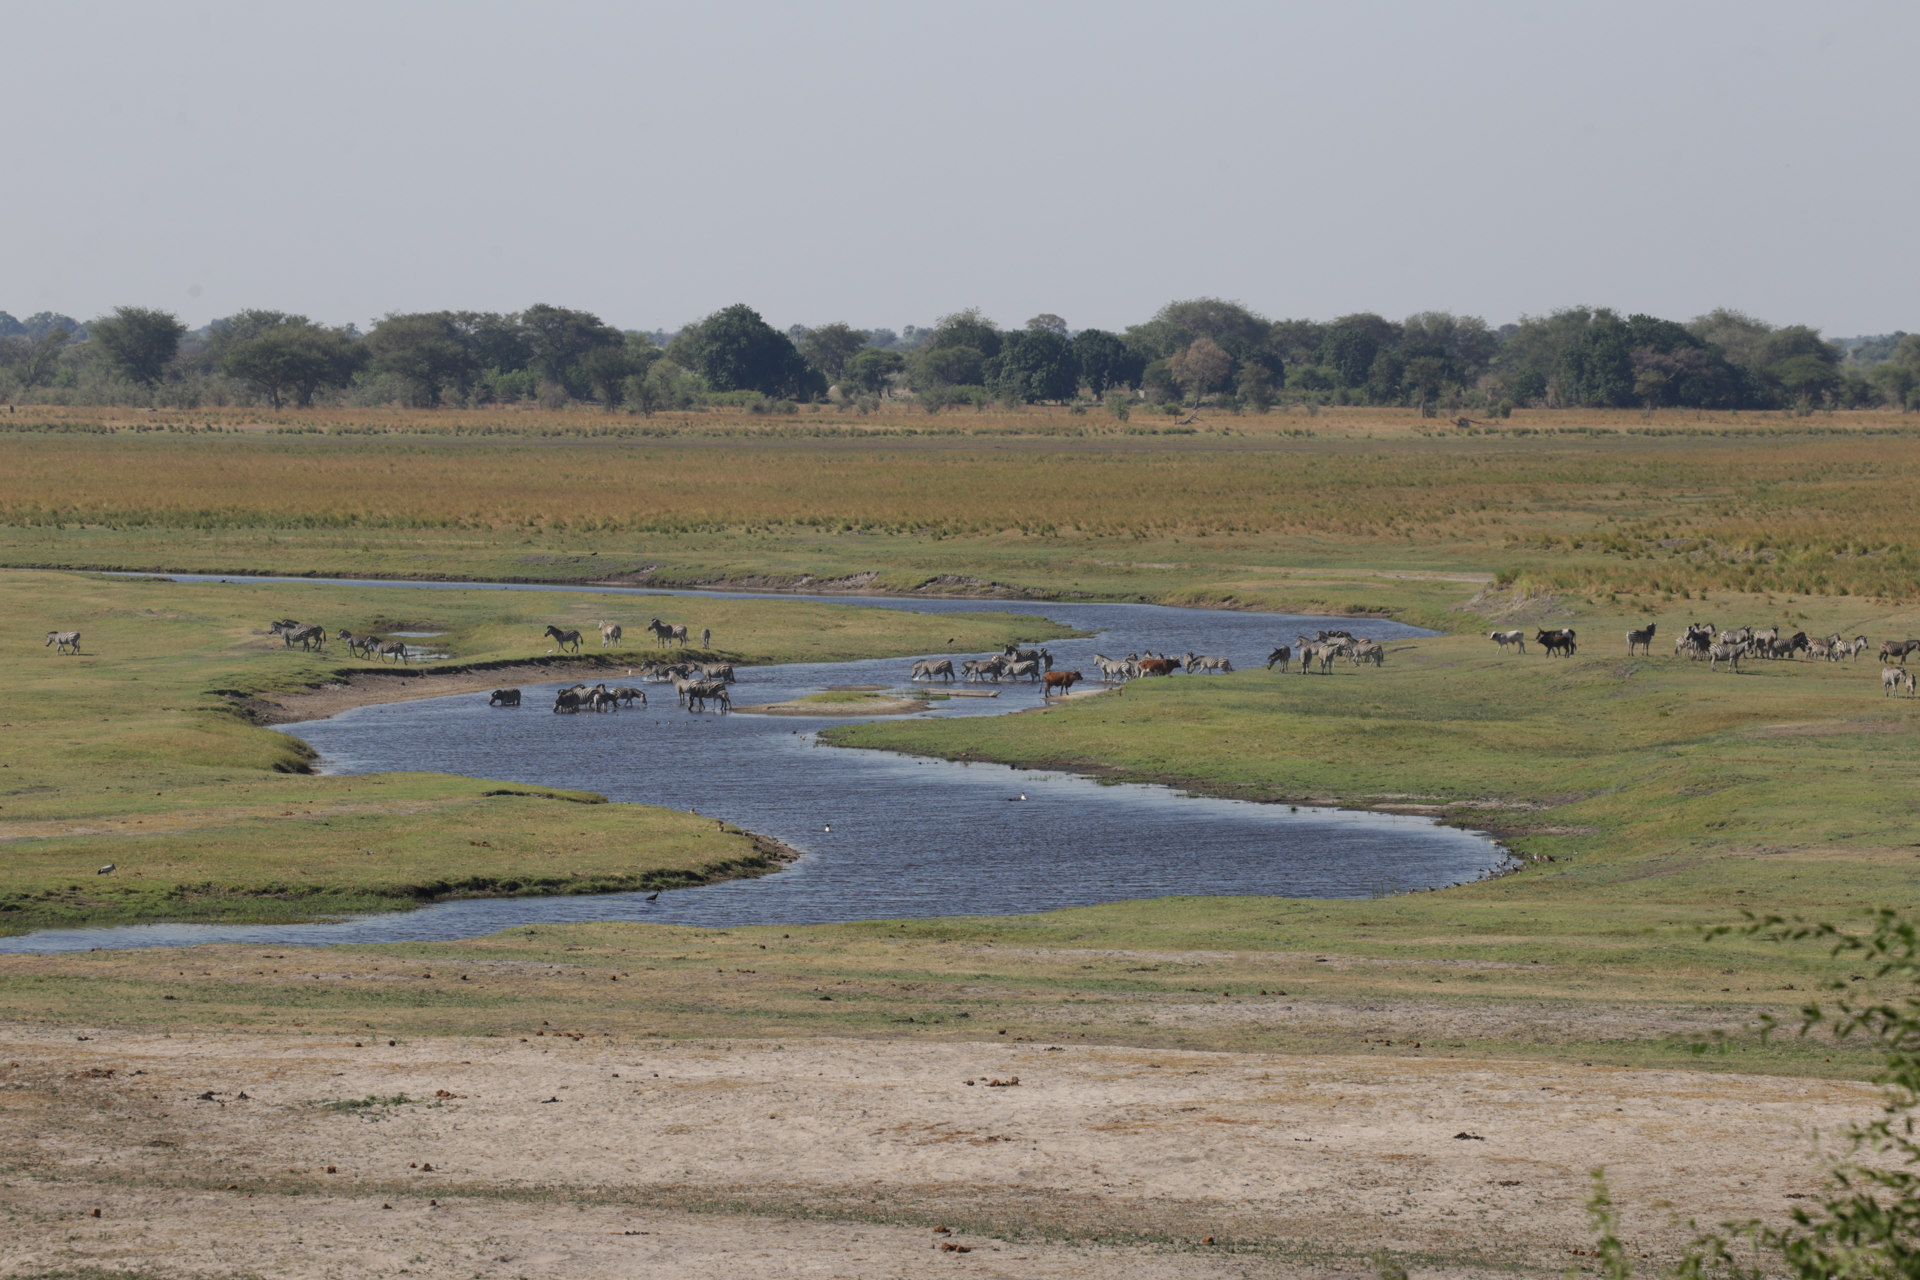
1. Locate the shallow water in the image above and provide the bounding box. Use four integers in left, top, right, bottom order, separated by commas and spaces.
5, 589, 1507, 953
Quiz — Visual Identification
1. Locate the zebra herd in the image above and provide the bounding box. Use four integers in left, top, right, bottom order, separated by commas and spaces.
489, 657, 739, 715
1265, 630, 1386, 675
1489, 618, 1920, 688
264, 619, 414, 663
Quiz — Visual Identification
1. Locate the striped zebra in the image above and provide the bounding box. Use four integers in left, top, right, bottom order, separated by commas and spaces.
45, 630, 81, 654
598, 621, 623, 647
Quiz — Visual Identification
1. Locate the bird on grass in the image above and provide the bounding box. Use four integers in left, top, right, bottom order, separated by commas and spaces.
97, 863, 115, 875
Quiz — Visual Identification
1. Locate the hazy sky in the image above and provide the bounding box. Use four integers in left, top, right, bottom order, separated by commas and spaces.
7, 1, 1915, 336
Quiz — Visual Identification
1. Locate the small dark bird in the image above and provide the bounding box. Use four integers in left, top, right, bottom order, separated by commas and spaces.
644, 891, 660, 903
97, 863, 115, 875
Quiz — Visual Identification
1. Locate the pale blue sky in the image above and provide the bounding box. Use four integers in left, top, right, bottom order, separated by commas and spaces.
7, 0, 1915, 336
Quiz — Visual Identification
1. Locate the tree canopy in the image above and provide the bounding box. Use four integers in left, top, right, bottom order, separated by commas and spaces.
88, 306, 185, 386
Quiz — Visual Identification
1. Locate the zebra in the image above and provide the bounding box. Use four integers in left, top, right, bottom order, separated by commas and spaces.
683, 679, 731, 712
698, 662, 736, 683
610, 686, 647, 707
1184, 652, 1232, 674
911, 658, 955, 682
1883, 667, 1908, 696
597, 621, 623, 647
1626, 622, 1657, 656
1265, 645, 1292, 670
271, 620, 325, 650
1003, 658, 1042, 682
1709, 641, 1748, 673
961, 657, 1006, 682
1348, 640, 1385, 667
701, 627, 711, 649
44, 630, 81, 654
488, 688, 521, 706
1092, 654, 1133, 682
543, 625, 583, 653
374, 639, 410, 664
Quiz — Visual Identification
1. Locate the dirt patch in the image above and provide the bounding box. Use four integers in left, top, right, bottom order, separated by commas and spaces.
0, 1026, 1870, 1279
244, 662, 660, 725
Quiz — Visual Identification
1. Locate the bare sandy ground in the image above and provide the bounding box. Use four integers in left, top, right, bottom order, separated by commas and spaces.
257, 662, 655, 724
0, 1026, 1870, 1280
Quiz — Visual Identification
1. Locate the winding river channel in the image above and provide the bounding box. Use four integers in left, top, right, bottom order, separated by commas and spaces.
5, 581, 1510, 952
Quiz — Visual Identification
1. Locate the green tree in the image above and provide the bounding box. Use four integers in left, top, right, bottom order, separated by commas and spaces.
1401, 312, 1497, 383
844, 347, 905, 399
1072, 329, 1143, 398
89, 306, 187, 386
794, 323, 869, 381
985, 329, 1078, 403
1025, 313, 1068, 335
909, 345, 987, 391
367, 312, 471, 407
520, 304, 623, 394
1688, 308, 1776, 369
578, 339, 657, 409
926, 309, 1002, 360
624, 358, 700, 417
669, 304, 823, 399
221, 320, 363, 409
1320, 313, 1398, 387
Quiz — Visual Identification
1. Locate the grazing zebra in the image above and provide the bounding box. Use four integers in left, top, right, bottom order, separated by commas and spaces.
45, 630, 81, 654
543, 625, 583, 653
701, 627, 711, 649
1489, 630, 1525, 654
1348, 640, 1385, 667
1626, 622, 1657, 656
488, 688, 521, 706
597, 621, 623, 647
910, 658, 956, 682
647, 617, 689, 648
374, 639, 410, 664
271, 620, 325, 650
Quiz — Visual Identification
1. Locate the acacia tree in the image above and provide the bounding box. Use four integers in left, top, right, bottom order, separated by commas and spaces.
367, 312, 471, 407
794, 323, 869, 381
221, 319, 363, 408
1168, 337, 1232, 406
89, 306, 186, 386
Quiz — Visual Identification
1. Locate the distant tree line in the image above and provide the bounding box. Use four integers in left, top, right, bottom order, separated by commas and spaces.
2, 299, 1915, 415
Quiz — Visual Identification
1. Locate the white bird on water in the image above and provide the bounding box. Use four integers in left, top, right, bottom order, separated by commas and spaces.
823, 824, 831, 833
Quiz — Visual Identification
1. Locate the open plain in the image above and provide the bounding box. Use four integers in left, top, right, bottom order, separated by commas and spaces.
3, 404, 1920, 1276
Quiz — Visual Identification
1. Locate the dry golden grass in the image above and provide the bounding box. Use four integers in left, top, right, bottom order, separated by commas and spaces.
5, 407, 1920, 599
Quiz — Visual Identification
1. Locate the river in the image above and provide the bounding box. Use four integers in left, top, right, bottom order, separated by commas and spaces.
2, 582, 1508, 952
